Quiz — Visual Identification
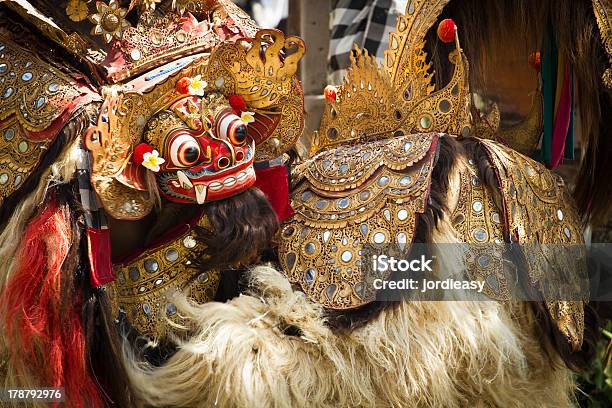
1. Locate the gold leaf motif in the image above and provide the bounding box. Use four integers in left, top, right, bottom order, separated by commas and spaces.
313, 0, 473, 155
66, 0, 89, 22
279, 134, 438, 309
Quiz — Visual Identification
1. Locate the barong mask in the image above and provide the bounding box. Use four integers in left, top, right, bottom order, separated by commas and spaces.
86, 28, 305, 219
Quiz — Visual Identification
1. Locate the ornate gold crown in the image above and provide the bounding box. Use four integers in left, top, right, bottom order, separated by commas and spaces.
6, 1, 259, 83
311, 0, 472, 155
102, 1, 259, 82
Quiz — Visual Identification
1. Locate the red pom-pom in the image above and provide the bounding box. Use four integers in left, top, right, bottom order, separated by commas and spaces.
324, 85, 338, 102
528, 51, 541, 72
176, 77, 191, 94
228, 95, 247, 113
133, 143, 153, 166
437, 19, 457, 43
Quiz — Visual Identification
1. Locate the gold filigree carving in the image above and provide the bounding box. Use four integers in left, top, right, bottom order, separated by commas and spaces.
88, 1, 131, 44
0, 37, 85, 132
451, 160, 508, 300
0, 118, 49, 204
0, 37, 96, 206
278, 133, 438, 309
4, 0, 94, 64
481, 139, 587, 350
593, 0, 612, 88
312, 0, 471, 155
87, 30, 305, 214
107, 213, 220, 339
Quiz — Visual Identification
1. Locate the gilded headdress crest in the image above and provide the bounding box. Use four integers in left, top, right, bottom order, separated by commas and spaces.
311, 0, 471, 155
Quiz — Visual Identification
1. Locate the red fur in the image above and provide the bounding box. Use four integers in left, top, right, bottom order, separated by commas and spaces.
228, 94, 247, 113
0, 197, 104, 407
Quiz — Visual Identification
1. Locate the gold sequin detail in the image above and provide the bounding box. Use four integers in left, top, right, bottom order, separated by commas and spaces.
107, 214, 220, 339
279, 133, 438, 309
481, 139, 587, 350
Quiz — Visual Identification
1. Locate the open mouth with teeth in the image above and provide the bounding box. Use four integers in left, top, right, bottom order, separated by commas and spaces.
158, 158, 256, 204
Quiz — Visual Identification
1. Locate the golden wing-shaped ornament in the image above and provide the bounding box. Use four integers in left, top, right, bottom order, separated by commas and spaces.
384, 0, 450, 101
215, 29, 304, 109
312, 48, 398, 155
481, 140, 588, 351
280, 133, 439, 309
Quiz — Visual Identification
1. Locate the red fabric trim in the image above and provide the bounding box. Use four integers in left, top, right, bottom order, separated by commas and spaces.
87, 227, 115, 287
253, 165, 294, 222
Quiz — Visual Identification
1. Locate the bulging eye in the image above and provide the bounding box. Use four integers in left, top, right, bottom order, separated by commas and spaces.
170, 134, 201, 167
229, 124, 248, 145
215, 108, 249, 146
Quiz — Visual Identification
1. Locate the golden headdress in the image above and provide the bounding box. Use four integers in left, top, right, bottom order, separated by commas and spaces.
311, 0, 471, 155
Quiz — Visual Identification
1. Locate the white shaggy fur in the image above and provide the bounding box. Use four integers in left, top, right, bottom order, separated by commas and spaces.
124, 264, 575, 407
123, 156, 576, 408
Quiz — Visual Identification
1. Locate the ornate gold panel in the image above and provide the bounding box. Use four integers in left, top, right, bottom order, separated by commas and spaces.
0, 36, 97, 206
107, 214, 220, 339
279, 133, 438, 309
451, 160, 508, 300
481, 139, 587, 350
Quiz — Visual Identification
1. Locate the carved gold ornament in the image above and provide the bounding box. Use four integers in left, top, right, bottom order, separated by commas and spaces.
451, 160, 508, 300
0, 36, 98, 206
476, 92, 544, 157
312, 0, 470, 155
481, 139, 588, 351
106, 212, 220, 339
66, 0, 90, 22
89, 0, 131, 44
279, 133, 438, 309
593, 0, 612, 88
87, 29, 304, 218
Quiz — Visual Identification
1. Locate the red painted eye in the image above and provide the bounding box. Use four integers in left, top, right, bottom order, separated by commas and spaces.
215, 108, 248, 146
229, 124, 248, 145
170, 134, 201, 167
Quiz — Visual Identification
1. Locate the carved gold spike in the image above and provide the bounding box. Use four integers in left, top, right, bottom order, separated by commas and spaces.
593, 0, 612, 88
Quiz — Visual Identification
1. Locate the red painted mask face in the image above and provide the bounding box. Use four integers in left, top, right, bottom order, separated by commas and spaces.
144, 94, 255, 204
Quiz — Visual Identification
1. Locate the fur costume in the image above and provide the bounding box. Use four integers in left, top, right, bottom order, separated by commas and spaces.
0, 1, 609, 407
